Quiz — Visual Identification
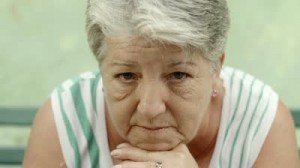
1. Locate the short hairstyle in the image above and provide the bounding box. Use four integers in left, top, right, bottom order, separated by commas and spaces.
86, 0, 230, 64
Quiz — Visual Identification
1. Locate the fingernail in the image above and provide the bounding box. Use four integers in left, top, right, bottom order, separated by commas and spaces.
110, 149, 120, 156
113, 165, 122, 168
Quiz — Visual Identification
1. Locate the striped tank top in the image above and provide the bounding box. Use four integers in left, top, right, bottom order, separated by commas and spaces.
51, 66, 278, 168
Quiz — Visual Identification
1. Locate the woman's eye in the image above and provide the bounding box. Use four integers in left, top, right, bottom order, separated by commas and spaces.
116, 72, 137, 81
169, 72, 188, 80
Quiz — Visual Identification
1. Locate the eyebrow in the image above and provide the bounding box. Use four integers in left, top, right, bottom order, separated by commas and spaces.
110, 61, 138, 68
109, 60, 197, 68
167, 61, 197, 67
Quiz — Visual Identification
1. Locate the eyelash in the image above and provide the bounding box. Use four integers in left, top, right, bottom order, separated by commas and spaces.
114, 71, 190, 83
115, 72, 138, 82
168, 72, 189, 81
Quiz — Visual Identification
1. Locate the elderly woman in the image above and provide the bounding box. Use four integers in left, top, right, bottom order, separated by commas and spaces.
23, 0, 299, 168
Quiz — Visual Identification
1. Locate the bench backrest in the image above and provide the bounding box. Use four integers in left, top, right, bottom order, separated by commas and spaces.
0, 107, 37, 165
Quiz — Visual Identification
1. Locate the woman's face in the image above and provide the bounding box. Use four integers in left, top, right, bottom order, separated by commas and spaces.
101, 38, 217, 151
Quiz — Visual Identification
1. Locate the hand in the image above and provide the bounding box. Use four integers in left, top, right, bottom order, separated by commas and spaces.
111, 143, 199, 168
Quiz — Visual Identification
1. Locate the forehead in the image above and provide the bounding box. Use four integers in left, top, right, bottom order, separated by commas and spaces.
107, 38, 181, 53
105, 37, 199, 63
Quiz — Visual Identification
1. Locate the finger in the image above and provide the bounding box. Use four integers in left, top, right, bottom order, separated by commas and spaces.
116, 143, 133, 149
113, 161, 156, 168
111, 145, 151, 162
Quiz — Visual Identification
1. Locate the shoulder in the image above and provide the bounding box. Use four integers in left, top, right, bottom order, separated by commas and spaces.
23, 71, 104, 168
50, 71, 106, 167
215, 66, 281, 166
253, 100, 300, 167
221, 66, 279, 118
221, 66, 299, 167
53, 71, 101, 93
23, 98, 67, 167
51, 71, 102, 116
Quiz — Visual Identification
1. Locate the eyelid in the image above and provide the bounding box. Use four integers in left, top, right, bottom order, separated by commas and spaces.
167, 72, 189, 81
115, 72, 138, 83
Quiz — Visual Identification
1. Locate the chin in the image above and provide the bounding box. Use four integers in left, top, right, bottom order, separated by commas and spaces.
127, 126, 186, 151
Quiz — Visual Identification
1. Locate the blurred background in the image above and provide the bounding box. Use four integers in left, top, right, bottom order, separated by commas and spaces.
0, 0, 299, 167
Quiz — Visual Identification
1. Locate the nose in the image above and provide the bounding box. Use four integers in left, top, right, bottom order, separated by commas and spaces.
136, 81, 167, 118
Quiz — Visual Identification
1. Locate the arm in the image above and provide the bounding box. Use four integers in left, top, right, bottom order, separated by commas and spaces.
253, 100, 300, 167
22, 98, 66, 168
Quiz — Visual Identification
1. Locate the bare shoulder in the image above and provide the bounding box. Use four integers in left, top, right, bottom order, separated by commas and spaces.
253, 100, 300, 167
22, 98, 66, 168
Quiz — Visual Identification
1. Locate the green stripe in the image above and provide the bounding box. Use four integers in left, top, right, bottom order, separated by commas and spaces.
218, 68, 236, 168
219, 70, 246, 168
57, 86, 81, 168
228, 78, 256, 167
91, 72, 100, 115
252, 95, 271, 140
239, 84, 265, 167
70, 77, 100, 168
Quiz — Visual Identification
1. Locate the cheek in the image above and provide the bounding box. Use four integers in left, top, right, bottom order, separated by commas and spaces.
170, 80, 213, 138
103, 78, 135, 101
174, 104, 206, 137
104, 80, 131, 101
105, 97, 134, 137
172, 78, 213, 101
103, 85, 138, 138
173, 106, 207, 142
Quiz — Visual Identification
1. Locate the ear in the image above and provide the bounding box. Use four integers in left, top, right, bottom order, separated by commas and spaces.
214, 53, 225, 75
220, 53, 225, 66
212, 53, 225, 95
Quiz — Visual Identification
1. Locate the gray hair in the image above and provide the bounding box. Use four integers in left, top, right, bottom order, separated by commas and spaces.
86, 0, 230, 65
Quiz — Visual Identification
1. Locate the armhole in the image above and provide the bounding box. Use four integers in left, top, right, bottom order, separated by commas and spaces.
210, 67, 279, 168
248, 86, 279, 167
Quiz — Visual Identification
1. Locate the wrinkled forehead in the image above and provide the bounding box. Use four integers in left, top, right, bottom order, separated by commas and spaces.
107, 37, 181, 52
99, 38, 212, 72
106, 38, 200, 61
106, 38, 202, 56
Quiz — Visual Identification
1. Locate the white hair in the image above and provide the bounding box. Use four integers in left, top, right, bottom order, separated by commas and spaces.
86, 0, 230, 65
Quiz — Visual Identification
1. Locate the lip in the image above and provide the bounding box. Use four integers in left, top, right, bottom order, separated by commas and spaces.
140, 126, 169, 130
133, 125, 174, 132
129, 125, 179, 143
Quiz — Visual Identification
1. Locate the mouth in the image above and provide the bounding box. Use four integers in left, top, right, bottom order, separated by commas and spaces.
140, 126, 169, 130
131, 125, 175, 135
127, 125, 183, 151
